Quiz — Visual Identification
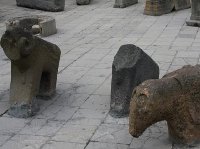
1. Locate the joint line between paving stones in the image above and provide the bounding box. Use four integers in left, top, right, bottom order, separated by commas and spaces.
58, 46, 94, 74
167, 51, 178, 73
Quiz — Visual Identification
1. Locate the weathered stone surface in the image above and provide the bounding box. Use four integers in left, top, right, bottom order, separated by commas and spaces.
110, 44, 159, 118
129, 65, 200, 145
114, 0, 138, 8
6, 15, 57, 37
144, 0, 190, 16
190, 0, 200, 20
16, 0, 65, 12
0, 28, 61, 118
76, 0, 90, 5
186, 0, 200, 27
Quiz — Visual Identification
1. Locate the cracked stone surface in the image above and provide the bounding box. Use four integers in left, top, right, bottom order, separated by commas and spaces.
0, 0, 200, 148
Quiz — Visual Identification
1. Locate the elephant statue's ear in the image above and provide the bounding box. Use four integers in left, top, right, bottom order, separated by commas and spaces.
19, 37, 33, 57
0, 31, 10, 50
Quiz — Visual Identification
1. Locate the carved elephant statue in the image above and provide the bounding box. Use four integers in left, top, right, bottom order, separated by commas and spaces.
0, 28, 61, 118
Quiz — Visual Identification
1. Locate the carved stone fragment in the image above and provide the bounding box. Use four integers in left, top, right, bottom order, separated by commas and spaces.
0, 28, 61, 118
114, 0, 138, 8
186, 0, 200, 27
144, 0, 190, 16
16, 0, 65, 12
6, 16, 57, 37
129, 65, 200, 145
110, 44, 159, 118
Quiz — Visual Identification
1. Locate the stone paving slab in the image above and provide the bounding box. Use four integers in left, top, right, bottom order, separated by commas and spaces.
0, 0, 200, 148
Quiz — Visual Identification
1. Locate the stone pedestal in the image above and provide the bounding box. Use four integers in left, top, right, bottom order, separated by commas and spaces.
16, 0, 65, 12
114, 0, 138, 8
144, 0, 190, 16
186, 0, 200, 27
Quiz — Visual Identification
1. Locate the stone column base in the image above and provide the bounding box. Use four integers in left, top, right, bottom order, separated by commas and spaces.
114, 0, 138, 8
186, 19, 200, 27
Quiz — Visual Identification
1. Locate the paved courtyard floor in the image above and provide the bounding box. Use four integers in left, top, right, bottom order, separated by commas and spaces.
0, 0, 200, 149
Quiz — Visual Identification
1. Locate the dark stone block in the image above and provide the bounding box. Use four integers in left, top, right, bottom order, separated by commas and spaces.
16, 0, 65, 12
114, 0, 138, 8
110, 44, 159, 118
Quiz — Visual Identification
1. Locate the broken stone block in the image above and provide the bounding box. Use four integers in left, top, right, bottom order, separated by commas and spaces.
186, 0, 200, 27
114, 0, 138, 8
110, 44, 159, 118
16, 0, 65, 12
0, 28, 61, 118
144, 0, 190, 16
76, 0, 90, 5
6, 15, 57, 37
129, 65, 200, 145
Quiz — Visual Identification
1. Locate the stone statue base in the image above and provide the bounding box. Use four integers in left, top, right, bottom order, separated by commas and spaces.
186, 0, 200, 27
186, 19, 200, 27
114, 0, 138, 8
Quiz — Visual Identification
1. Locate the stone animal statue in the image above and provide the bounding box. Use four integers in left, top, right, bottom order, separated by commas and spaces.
110, 44, 159, 118
129, 65, 200, 145
0, 28, 61, 118
144, 0, 190, 16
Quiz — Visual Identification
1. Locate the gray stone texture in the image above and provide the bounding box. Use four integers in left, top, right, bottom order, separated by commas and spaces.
190, 0, 200, 20
16, 0, 65, 12
110, 44, 159, 118
144, 0, 190, 16
76, 0, 90, 5
114, 0, 138, 8
6, 15, 57, 37
0, 28, 61, 118
186, 0, 200, 27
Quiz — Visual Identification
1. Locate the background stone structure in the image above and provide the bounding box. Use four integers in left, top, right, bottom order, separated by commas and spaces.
6, 15, 57, 37
144, 0, 190, 16
16, 0, 65, 12
114, 0, 138, 8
